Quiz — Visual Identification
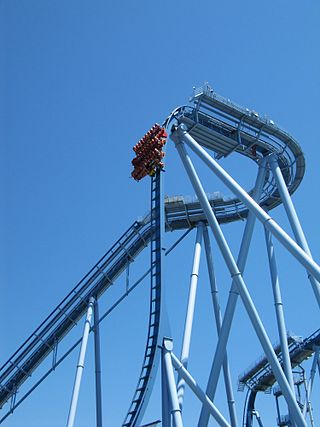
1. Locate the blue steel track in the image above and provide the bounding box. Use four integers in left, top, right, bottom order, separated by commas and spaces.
0, 85, 307, 425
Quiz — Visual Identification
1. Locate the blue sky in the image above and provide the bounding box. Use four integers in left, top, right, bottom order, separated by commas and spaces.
1, 1, 320, 426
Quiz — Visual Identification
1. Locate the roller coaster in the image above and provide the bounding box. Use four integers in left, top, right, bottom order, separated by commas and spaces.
1, 84, 319, 427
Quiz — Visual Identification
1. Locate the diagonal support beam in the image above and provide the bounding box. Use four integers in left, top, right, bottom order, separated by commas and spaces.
176, 124, 320, 287
197, 157, 267, 426
171, 352, 230, 427
268, 154, 320, 307
163, 339, 184, 427
203, 226, 238, 427
66, 297, 95, 427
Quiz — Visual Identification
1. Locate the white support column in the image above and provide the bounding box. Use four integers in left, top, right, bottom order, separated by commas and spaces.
163, 338, 184, 427
268, 154, 320, 307
93, 300, 103, 427
264, 228, 295, 389
162, 342, 172, 427
203, 226, 238, 427
177, 222, 204, 410
264, 227, 296, 426
66, 297, 95, 427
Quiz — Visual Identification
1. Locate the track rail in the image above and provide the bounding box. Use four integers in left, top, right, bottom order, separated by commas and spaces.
0, 84, 307, 424
239, 329, 320, 392
123, 171, 164, 427
164, 85, 305, 228
0, 219, 153, 409
0, 195, 233, 415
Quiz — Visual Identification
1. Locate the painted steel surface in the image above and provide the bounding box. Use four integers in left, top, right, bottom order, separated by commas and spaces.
165, 84, 305, 229
1, 84, 315, 427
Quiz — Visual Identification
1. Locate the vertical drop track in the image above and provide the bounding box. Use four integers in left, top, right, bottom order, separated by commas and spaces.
123, 170, 164, 427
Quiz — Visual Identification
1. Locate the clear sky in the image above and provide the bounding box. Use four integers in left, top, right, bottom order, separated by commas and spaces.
1, 1, 320, 426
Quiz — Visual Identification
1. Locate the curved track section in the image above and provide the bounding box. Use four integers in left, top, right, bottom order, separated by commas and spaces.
240, 329, 320, 426
123, 173, 164, 427
0, 84, 307, 425
164, 85, 305, 229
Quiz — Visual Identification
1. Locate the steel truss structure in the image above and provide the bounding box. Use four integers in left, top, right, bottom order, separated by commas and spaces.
1, 84, 319, 426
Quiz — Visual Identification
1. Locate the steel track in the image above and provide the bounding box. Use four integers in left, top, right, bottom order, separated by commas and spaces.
0, 85, 306, 425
